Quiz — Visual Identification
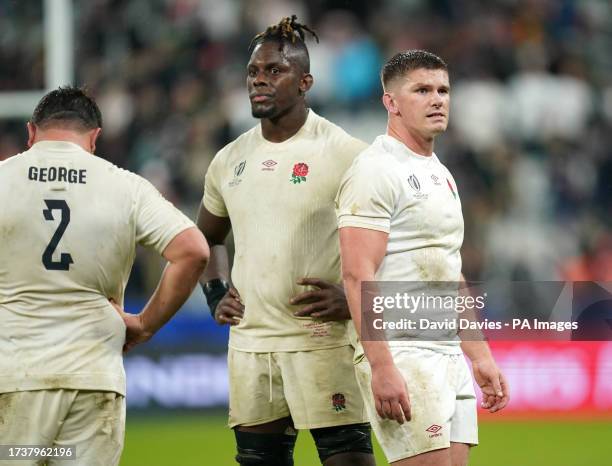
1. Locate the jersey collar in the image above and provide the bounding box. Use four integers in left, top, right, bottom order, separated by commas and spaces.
257, 109, 317, 148
379, 134, 439, 166
31, 140, 85, 152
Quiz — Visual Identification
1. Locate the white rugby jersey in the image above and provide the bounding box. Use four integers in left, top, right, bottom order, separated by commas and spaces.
0, 141, 194, 395
336, 134, 464, 354
203, 110, 367, 352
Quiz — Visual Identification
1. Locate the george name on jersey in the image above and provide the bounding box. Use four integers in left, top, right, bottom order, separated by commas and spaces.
28, 166, 87, 184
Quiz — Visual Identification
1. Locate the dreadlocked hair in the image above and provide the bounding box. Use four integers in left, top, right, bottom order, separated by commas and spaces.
249, 15, 319, 53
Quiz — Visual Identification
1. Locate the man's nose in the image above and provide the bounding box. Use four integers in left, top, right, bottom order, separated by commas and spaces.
431, 93, 443, 107
252, 71, 268, 86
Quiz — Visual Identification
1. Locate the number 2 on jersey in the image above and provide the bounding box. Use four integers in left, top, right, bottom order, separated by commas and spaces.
42, 199, 74, 270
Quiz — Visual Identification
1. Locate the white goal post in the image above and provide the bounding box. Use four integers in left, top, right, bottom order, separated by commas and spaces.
0, 0, 73, 118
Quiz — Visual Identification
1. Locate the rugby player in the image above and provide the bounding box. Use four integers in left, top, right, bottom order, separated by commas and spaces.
197, 15, 375, 466
0, 87, 209, 466
337, 51, 510, 466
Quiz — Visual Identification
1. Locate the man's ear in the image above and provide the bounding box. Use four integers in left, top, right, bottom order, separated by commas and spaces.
89, 128, 102, 154
26, 122, 37, 148
382, 92, 400, 115
300, 73, 314, 95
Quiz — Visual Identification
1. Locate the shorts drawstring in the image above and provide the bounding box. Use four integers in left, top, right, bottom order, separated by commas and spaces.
268, 353, 273, 403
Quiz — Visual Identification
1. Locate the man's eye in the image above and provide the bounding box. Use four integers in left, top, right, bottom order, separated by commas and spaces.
417, 88, 427, 94
248, 70, 257, 77
271, 68, 280, 74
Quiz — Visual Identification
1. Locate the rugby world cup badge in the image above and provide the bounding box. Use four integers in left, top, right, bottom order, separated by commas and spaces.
229, 161, 246, 187
407, 174, 428, 199
407, 174, 421, 192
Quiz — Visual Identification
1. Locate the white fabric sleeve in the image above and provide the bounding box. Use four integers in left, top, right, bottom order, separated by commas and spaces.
335, 156, 397, 233
202, 154, 229, 217
134, 177, 195, 254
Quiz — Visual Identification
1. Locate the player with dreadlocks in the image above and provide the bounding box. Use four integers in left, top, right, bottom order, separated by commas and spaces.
197, 15, 376, 466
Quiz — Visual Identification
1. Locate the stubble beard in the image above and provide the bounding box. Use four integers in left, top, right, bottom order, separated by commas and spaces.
251, 104, 277, 119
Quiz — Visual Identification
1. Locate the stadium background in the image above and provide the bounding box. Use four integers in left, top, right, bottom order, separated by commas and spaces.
1, 0, 611, 464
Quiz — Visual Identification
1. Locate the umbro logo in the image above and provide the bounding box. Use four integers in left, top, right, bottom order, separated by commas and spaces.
426, 424, 442, 433
261, 159, 277, 171
426, 424, 443, 438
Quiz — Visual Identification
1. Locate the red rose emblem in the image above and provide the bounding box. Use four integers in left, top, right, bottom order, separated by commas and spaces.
293, 163, 309, 177
290, 162, 309, 184
332, 393, 346, 412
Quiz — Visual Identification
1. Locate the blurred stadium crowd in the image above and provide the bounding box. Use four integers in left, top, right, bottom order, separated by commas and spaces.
2, 0, 612, 294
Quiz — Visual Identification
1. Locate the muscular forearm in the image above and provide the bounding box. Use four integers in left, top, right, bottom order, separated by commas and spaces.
142, 257, 207, 333
363, 340, 396, 369
461, 339, 494, 362
339, 227, 391, 367
195, 205, 231, 285
200, 244, 230, 284
344, 274, 395, 369
457, 273, 490, 359
343, 276, 363, 332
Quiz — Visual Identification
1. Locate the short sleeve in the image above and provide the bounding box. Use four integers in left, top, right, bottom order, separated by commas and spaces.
335, 155, 397, 233
338, 135, 369, 162
325, 125, 369, 169
134, 177, 195, 254
202, 154, 228, 217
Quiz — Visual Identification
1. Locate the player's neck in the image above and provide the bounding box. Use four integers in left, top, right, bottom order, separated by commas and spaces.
30, 130, 94, 154
387, 124, 434, 157
260, 106, 309, 143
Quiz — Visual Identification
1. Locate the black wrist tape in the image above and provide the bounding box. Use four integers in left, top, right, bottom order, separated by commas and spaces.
202, 279, 230, 318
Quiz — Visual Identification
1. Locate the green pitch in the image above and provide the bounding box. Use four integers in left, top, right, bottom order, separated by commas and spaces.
121, 413, 611, 465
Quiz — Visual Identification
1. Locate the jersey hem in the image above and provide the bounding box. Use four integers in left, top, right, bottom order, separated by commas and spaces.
157, 222, 196, 254
337, 217, 390, 233
387, 445, 451, 463
292, 416, 371, 430
0, 373, 126, 396
202, 198, 229, 218
228, 341, 352, 353
228, 413, 292, 429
